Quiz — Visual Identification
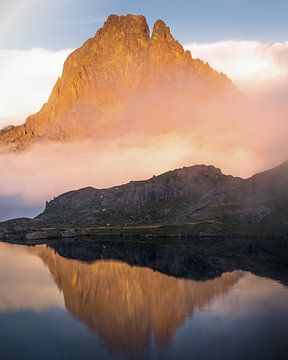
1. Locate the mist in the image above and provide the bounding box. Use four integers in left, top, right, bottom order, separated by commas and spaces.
0, 95, 287, 221
0, 58, 287, 221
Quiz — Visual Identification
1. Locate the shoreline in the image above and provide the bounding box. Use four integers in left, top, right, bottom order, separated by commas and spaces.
1, 222, 288, 244
1, 235, 287, 286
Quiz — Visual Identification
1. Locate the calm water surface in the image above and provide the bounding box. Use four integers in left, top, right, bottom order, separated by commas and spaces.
0, 242, 287, 360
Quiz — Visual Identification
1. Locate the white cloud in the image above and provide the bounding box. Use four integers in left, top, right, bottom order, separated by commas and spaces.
0, 47, 72, 128
185, 40, 288, 95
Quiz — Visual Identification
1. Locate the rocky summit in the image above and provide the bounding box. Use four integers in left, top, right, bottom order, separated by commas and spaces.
0, 14, 234, 150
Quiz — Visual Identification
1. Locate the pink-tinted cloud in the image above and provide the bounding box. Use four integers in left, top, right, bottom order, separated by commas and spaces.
0, 42, 287, 218
185, 40, 288, 96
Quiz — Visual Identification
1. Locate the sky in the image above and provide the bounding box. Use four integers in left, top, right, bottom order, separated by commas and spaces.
0, 0, 288, 126
1, 0, 288, 49
0, 0, 287, 220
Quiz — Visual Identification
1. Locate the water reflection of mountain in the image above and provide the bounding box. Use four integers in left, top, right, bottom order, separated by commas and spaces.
33, 245, 243, 352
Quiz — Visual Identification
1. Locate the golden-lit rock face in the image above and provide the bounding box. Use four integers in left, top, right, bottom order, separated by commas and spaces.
33, 246, 242, 352
0, 14, 233, 150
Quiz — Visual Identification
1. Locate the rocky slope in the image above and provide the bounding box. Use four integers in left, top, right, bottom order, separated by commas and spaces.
0, 161, 285, 240
0, 14, 235, 150
39, 165, 245, 227
31, 161, 287, 235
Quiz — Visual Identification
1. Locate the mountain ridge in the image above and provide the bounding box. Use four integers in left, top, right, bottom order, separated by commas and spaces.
33, 160, 288, 235
0, 161, 287, 240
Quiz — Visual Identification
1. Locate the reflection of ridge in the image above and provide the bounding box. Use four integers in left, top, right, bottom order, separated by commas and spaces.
32, 246, 243, 352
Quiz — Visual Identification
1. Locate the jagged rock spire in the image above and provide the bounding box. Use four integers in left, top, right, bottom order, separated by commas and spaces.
0, 14, 233, 151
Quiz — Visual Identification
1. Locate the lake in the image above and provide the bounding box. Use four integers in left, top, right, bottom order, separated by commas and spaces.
0, 241, 287, 360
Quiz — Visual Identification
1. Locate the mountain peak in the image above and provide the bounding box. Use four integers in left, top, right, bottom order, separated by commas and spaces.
0, 14, 235, 151
101, 15, 172, 41
101, 14, 150, 40
152, 19, 171, 38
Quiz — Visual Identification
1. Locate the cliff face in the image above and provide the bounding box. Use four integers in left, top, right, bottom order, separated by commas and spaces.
38, 165, 244, 227
35, 162, 288, 234
0, 161, 286, 240
0, 14, 233, 150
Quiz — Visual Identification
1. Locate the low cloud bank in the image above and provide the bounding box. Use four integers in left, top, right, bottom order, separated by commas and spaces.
0, 112, 286, 210
185, 40, 288, 96
0, 42, 287, 220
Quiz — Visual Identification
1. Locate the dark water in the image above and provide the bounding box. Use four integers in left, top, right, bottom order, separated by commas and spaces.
0, 242, 287, 360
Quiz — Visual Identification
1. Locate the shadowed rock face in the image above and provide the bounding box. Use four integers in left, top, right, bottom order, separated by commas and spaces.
0, 14, 233, 150
33, 161, 288, 233
32, 245, 242, 352
39, 164, 244, 226
1, 162, 288, 238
